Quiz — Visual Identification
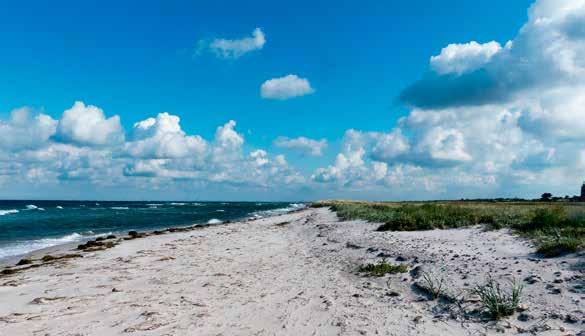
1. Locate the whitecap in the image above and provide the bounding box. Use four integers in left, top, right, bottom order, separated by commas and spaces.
216, 209, 225, 212
25, 204, 38, 210
171, 202, 186, 206
0, 209, 19, 216
0, 233, 84, 259
56, 206, 63, 209
110, 207, 129, 210
207, 218, 223, 224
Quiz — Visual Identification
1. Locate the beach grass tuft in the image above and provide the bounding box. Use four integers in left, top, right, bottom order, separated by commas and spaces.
472, 277, 523, 320
358, 260, 408, 277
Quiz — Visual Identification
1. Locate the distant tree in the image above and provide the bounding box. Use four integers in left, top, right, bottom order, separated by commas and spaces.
541, 193, 553, 201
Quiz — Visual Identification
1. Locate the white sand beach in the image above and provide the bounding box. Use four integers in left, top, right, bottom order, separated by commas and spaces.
0, 207, 583, 335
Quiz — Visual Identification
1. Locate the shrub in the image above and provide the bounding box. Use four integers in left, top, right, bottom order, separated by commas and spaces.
537, 237, 581, 257
472, 277, 523, 320
358, 260, 408, 277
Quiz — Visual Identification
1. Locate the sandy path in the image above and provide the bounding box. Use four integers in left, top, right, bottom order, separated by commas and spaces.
0, 208, 582, 335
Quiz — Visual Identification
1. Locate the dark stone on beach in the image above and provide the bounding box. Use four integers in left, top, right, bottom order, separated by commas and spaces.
565, 314, 579, 323
396, 255, 407, 262
41, 255, 56, 262
112, 287, 122, 293
106, 235, 116, 239
346, 242, 362, 249
95, 237, 106, 242
77, 244, 87, 250
128, 231, 139, 237
1, 268, 17, 275
523, 275, 541, 284
410, 265, 426, 279
377, 252, 393, 258
517, 313, 534, 322
16, 258, 33, 266
153, 230, 164, 235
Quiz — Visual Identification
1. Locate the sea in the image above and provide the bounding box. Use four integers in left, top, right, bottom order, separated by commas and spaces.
0, 200, 306, 260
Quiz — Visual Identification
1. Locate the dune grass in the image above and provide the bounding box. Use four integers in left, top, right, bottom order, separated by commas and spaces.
472, 277, 523, 320
358, 260, 408, 277
313, 200, 585, 257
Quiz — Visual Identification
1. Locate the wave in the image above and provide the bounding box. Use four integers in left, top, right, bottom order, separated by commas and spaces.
110, 207, 129, 210
56, 206, 63, 209
207, 218, 223, 224
0, 232, 85, 259
0, 209, 19, 216
216, 209, 225, 212
249, 203, 306, 219
170, 202, 186, 206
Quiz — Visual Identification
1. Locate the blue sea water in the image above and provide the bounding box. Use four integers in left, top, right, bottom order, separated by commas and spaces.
0, 200, 305, 260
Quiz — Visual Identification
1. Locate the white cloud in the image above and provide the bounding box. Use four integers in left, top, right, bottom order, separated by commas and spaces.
430, 41, 504, 75
0, 107, 57, 150
314, 0, 585, 198
56, 101, 124, 147
206, 28, 266, 59
260, 74, 314, 100
274, 136, 327, 156
126, 112, 207, 159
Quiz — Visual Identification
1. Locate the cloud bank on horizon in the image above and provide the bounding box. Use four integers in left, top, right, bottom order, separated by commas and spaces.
1, 0, 584, 200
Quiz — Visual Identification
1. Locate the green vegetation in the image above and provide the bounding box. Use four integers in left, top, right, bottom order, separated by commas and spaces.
313, 200, 585, 257
417, 270, 448, 300
472, 277, 523, 320
358, 260, 408, 277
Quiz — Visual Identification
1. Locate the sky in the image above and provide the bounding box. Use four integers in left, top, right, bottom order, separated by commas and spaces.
1, 0, 584, 201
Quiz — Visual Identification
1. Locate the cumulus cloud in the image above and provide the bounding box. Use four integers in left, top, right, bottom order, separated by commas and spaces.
0, 107, 57, 150
430, 41, 506, 75
56, 101, 124, 147
126, 112, 207, 159
202, 28, 266, 59
260, 74, 314, 100
0, 102, 305, 197
274, 136, 327, 156
314, 0, 585, 198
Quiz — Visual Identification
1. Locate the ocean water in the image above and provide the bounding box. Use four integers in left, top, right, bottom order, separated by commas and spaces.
0, 200, 305, 260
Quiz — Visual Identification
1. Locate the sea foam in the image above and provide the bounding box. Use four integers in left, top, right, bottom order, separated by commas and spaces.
0, 209, 19, 216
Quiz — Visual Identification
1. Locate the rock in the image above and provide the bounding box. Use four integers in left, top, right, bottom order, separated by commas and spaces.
346, 242, 362, 249
548, 287, 562, 295
112, 288, 122, 293
95, 237, 106, 242
128, 231, 139, 237
410, 265, 426, 279
41, 255, 56, 262
413, 315, 423, 324
523, 275, 541, 284
396, 255, 407, 262
564, 314, 579, 323
106, 235, 116, 239
516, 304, 528, 312
517, 313, 534, 322
16, 258, 33, 266
386, 291, 400, 297
377, 252, 392, 258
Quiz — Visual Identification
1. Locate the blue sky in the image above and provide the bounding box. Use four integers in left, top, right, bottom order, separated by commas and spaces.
1, 0, 584, 201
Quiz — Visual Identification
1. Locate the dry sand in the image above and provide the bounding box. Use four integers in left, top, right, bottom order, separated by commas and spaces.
0, 207, 583, 335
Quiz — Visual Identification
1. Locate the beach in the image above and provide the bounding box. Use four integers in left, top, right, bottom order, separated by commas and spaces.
0, 207, 583, 335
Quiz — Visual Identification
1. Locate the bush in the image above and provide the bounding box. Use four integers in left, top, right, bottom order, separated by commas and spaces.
537, 237, 581, 257
358, 260, 408, 277
472, 277, 523, 320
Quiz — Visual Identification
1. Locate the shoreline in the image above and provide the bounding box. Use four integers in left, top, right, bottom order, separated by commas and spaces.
0, 207, 582, 335
0, 204, 308, 268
